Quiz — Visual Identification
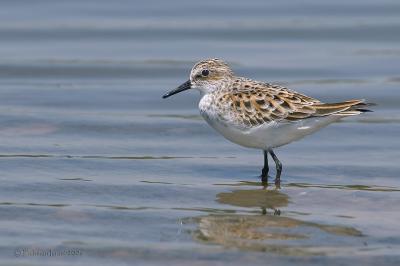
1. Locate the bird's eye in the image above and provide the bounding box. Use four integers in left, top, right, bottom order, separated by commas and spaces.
201, 69, 209, 76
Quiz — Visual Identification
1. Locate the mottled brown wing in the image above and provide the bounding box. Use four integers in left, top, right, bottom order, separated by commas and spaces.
216, 85, 364, 127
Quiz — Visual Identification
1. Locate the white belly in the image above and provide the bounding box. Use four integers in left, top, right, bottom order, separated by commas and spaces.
200, 110, 340, 150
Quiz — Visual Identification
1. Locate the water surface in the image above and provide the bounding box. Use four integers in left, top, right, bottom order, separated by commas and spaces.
0, 0, 400, 265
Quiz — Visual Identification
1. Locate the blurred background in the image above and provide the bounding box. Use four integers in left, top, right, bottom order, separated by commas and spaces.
0, 0, 399, 265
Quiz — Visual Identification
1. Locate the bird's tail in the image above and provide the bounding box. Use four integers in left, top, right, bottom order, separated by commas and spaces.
313, 99, 375, 116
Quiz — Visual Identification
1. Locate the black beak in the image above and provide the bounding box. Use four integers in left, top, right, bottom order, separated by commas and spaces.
162, 80, 191, 99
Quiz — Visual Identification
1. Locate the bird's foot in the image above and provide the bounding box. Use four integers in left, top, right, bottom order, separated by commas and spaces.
274, 178, 281, 189
260, 174, 268, 186
262, 208, 267, 215
260, 168, 269, 184
273, 209, 281, 216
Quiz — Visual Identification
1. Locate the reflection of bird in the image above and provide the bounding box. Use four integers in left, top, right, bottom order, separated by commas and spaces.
163, 58, 373, 183
189, 186, 363, 255
193, 214, 362, 255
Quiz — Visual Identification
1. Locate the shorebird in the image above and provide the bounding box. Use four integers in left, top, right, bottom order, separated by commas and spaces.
162, 59, 372, 184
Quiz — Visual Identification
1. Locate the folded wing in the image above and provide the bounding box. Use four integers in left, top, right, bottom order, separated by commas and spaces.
216, 83, 371, 127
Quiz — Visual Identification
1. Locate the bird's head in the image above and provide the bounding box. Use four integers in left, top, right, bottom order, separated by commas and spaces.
162, 58, 234, 98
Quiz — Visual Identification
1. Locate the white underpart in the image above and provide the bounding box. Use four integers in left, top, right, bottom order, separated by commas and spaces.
199, 93, 342, 150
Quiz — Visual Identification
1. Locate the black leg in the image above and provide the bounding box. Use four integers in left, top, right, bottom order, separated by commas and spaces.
260, 150, 269, 183
268, 149, 282, 183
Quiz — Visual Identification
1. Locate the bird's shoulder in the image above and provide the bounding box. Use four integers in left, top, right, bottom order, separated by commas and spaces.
228, 78, 321, 104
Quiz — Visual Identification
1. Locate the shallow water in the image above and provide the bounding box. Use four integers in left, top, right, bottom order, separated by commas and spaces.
1, 0, 400, 265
